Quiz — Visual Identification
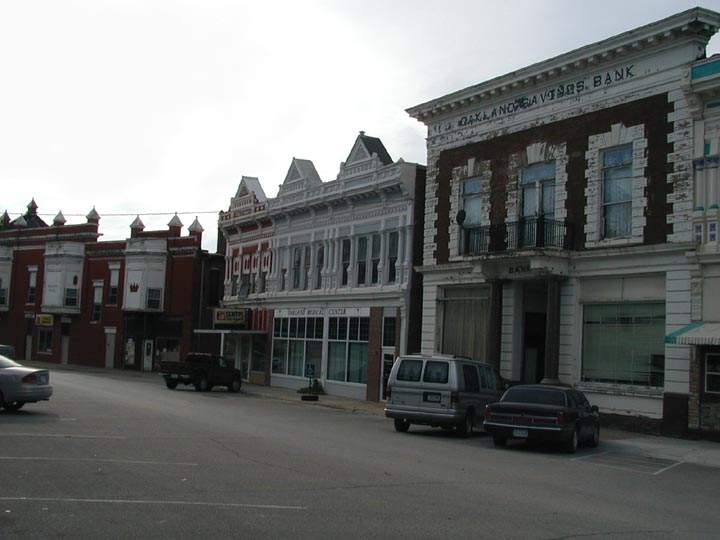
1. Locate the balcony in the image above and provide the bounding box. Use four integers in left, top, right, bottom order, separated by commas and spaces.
463, 218, 575, 255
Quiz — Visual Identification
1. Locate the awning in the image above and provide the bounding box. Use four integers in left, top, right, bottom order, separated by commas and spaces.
665, 322, 720, 345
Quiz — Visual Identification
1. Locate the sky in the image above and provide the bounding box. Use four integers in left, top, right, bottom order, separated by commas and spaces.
3, 0, 720, 252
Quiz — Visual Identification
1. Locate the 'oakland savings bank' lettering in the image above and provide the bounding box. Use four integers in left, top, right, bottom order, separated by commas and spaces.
454, 65, 635, 130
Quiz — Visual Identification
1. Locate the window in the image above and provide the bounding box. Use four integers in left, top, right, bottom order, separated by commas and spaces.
303, 246, 311, 290
396, 359, 422, 382
64, 288, 78, 307
108, 267, 119, 305
315, 246, 324, 289
463, 364, 480, 393
462, 178, 483, 227
92, 284, 102, 322
423, 361, 449, 384
147, 288, 162, 310
0, 278, 6, 306
292, 248, 302, 290
356, 236, 367, 286
341, 239, 351, 286
582, 302, 665, 386
382, 316, 397, 348
370, 234, 380, 285
27, 268, 37, 304
602, 145, 633, 238
271, 317, 324, 377
441, 287, 490, 361
387, 232, 398, 284
38, 329, 52, 353
706, 354, 720, 393
327, 316, 369, 384
520, 161, 555, 246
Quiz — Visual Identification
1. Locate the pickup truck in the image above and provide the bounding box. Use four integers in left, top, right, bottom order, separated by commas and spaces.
159, 353, 242, 393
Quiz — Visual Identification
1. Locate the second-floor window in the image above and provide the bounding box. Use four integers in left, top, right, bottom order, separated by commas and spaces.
356, 234, 381, 286
356, 236, 367, 286
463, 178, 483, 227
147, 288, 162, 310
315, 246, 324, 290
92, 285, 102, 322
108, 267, 119, 305
520, 161, 555, 246
27, 268, 37, 304
602, 145, 633, 238
387, 232, 398, 284
341, 239, 351, 286
64, 288, 78, 307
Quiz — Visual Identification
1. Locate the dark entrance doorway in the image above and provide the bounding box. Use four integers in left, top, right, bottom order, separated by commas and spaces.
523, 312, 546, 384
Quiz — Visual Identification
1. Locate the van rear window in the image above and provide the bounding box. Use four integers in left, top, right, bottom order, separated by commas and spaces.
396, 360, 423, 382
423, 361, 449, 384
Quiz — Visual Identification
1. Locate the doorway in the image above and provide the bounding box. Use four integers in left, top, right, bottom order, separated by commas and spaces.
522, 313, 546, 384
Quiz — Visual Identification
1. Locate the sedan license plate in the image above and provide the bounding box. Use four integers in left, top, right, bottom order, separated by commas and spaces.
513, 428, 528, 438
423, 392, 441, 403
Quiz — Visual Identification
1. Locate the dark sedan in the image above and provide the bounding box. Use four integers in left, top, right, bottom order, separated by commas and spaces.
0, 355, 53, 411
483, 385, 599, 453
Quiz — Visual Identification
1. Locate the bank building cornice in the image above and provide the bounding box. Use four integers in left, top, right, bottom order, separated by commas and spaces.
407, 7, 720, 122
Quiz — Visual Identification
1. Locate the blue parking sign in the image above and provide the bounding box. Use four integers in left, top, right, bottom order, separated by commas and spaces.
305, 363, 316, 379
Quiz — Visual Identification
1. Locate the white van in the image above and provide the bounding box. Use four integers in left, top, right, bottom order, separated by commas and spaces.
384, 354, 505, 436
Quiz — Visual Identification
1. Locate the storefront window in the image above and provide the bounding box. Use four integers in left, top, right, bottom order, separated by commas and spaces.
327, 316, 369, 383
706, 353, 720, 393
272, 317, 323, 377
582, 302, 665, 386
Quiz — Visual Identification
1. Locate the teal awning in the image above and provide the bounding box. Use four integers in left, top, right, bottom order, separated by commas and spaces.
665, 322, 720, 345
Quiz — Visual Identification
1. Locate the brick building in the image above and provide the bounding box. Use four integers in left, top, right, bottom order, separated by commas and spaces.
0, 201, 223, 370
407, 8, 720, 434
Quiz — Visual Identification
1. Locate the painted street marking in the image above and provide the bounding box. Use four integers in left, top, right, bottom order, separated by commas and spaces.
572, 451, 682, 475
0, 433, 126, 440
0, 457, 198, 466
0, 497, 307, 511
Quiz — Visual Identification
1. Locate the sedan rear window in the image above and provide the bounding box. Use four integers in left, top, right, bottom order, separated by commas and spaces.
396, 360, 423, 382
502, 387, 567, 406
0, 356, 20, 369
423, 361, 449, 384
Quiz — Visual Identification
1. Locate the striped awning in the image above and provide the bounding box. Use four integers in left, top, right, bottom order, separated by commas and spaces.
665, 322, 720, 345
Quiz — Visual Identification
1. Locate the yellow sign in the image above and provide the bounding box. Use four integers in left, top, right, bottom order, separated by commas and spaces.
36, 314, 54, 326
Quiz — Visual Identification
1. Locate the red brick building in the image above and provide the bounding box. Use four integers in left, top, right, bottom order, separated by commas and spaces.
0, 200, 223, 370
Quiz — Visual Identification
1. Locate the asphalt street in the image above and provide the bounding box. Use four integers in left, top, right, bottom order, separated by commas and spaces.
1, 367, 719, 540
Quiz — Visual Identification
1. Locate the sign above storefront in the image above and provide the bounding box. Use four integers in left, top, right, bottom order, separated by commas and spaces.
274, 307, 370, 318
214, 308, 248, 326
35, 314, 54, 326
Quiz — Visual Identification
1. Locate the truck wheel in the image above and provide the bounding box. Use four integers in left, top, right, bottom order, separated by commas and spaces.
165, 379, 178, 390
194, 376, 209, 392
227, 377, 241, 393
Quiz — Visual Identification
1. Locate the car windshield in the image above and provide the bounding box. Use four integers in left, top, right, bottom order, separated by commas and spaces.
502, 387, 567, 406
0, 355, 21, 369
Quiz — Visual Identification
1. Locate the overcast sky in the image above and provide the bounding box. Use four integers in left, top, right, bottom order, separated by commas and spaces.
3, 0, 720, 252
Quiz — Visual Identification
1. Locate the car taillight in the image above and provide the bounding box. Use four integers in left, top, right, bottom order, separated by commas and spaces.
484, 405, 491, 420
451, 391, 460, 404
385, 386, 391, 399
557, 412, 565, 426
22, 374, 37, 383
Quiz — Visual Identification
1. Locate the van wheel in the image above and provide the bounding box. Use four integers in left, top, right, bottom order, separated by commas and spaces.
394, 419, 410, 433
456, 411, 474, 438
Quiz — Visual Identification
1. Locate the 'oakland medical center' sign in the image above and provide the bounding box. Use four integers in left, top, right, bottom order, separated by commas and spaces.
432, 63, 637, 135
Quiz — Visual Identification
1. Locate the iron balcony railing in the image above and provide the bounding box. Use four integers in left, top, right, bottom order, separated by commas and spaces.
463, 217, 574, 255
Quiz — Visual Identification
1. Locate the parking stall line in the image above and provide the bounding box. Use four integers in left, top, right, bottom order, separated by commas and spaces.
0, 497, 307, 511
0, 456, 198, 466
0, 433, 127, 440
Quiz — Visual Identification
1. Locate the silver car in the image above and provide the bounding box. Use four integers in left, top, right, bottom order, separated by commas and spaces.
0, 355, 53, 411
